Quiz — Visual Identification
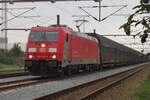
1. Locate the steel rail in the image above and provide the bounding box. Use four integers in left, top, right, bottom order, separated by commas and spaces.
79, 66, 144, 100
0, 77, 59, 92
0, 71, 29, 79
34, 64, 146, 100
1, 28, 31, 31
0, 70, 66, 93
0, 77, 40, 92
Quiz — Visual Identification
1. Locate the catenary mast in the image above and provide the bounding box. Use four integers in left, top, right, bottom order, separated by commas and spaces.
1, 0, 7, 49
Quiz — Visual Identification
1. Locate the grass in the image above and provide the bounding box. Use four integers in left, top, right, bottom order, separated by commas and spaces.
133, 74, 150, 100
0, 63, 22, 73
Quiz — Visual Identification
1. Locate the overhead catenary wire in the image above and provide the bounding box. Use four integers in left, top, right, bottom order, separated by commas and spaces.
79, 5, 127, 22
52, 3, 73, 17
9, 15, 56, 27
7, 10, 41, 19
0, 0, 97, 4
0, 7, 36, 10
81, 5, 128, 8
0, 7, 36, 25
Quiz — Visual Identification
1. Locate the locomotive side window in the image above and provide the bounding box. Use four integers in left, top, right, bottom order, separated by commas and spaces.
30, 31, 58, 41
66, 34, 69, 42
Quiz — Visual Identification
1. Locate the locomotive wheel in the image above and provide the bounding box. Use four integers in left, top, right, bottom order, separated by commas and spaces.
96, 65, 100, 71
61, 66, 72, 76
86, 66, 90, 72
100, 64, 103, 70
61, 68, 65, 78
67, 67, 72, 76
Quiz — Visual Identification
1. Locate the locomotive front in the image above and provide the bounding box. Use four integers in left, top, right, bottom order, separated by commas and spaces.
25, 27, 65, 76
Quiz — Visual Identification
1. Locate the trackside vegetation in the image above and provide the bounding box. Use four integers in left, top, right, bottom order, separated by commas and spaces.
0, 63, 21, 72
133, 73, 150, 100
0, 43, 24, 72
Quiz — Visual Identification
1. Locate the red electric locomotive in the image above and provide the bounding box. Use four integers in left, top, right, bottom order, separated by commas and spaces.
25, 25, 100, 76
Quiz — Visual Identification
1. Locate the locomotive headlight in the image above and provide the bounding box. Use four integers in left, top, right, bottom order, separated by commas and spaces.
41, 43, 46, 48
52, 55, 56, 59
28, 48, 36, 52
28, 55, 33, 59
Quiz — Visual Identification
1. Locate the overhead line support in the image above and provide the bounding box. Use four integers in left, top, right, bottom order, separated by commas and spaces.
0, 0, 98, 4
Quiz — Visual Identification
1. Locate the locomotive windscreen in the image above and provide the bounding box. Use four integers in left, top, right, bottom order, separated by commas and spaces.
30, 31, 58, 41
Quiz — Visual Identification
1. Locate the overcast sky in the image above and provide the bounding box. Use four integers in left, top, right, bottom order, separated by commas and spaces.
0, 0, 149, 53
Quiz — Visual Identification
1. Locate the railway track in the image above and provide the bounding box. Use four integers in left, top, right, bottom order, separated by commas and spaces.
0, 77, 59, 92
0, 70, 103, 93
0, 77, 39, 92
34, 64, 145, 100
0, 71, 29, 79
79, 66, 144, 100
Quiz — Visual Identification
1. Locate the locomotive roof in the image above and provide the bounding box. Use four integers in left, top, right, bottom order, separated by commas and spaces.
31, 26, 69, 30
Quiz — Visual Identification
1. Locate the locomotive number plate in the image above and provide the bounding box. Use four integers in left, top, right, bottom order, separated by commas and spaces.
39, 48, 46, 52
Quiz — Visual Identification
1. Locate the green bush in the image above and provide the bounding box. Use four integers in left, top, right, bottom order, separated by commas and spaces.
0, 43, 24, 67
9, 43, 24, 57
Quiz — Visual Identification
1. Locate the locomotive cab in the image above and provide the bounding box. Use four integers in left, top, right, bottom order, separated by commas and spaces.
25, 26, 67, 76
25, 24, 100, 77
